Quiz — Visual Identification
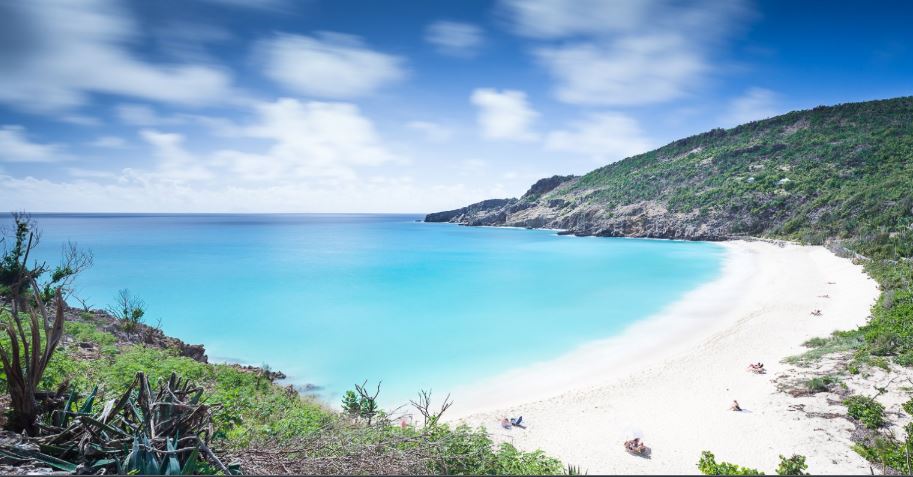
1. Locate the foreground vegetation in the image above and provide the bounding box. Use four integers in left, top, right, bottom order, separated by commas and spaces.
5, 318, 564, 474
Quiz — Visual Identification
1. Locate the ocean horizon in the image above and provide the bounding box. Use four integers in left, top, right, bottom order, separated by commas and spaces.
15, 213, 725, 406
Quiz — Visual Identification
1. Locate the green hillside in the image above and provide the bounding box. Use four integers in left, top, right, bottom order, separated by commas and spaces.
428, 96, 913, 258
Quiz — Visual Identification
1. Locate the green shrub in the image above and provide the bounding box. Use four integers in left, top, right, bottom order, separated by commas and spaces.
107, 288, 146, 331
698, 451, 764, 475
895, 349, 913, 367
697, 451, 810, 475
862, 290, 913, 356
785, 329, 866, 365
802, 337, 828, 348
803, 375, 840, 393
902, 398, 913, 416
852, 431, 913, 475
844, 395, 886, 429
775, 454, 808, 475
427, 424, 563, 475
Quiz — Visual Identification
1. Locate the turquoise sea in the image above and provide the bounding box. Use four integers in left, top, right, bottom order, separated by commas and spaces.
12, 214, 724, 406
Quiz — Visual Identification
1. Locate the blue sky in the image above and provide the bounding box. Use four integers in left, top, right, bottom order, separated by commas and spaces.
0, 0, 911, 213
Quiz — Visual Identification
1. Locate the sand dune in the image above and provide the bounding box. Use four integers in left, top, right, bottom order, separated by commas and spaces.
452, 241, 880, 474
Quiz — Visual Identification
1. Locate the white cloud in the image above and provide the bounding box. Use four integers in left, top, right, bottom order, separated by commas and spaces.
500, 0, 752, 106
96, 98, 400, 186
0, 126, 64, 162
536, 36, 704, 106
0, 0, 236, 112
237, 99, 397, 177
425, 21, 484, 57
722, 88, 780, 127
407, 121, 453, 142
470, 88, 539, 141
258, 32, 406, 98
88, 136, 127, 148
139, 129, 213, 182
546, 113, 653, 163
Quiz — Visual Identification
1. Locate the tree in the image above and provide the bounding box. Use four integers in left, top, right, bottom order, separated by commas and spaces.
107, 288, 145, 331
0, 213, 92, 434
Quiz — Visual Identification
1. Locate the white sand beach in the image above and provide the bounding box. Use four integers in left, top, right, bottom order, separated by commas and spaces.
451, 240, 881, 474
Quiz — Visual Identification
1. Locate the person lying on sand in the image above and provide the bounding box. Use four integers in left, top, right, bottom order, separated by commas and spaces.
730, 400, 742, 411
811, 309, 822, 316
510, 416, 526, 429
500, 417, 511, 430
623, 438, 650, 456
747, 362, 766, 374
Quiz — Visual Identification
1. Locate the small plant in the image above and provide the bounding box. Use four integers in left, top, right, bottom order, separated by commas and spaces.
802, 337, 828, 348
895, 350, 913, 367
341, 381, 382, 424
776, 454, 808, 475
902, 397, 913, 416
869, 332, 900, 356
256, 362, 273, 390
341, 390, 361, 417
565, 463, 586, 475
698, 451, 764, 475
844, 395, 886, 429
107, 288, 146, 331
803, 375, 840, 393
870, 355, 892, 370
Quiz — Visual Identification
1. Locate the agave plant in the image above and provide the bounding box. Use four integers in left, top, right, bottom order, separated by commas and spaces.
0, 371, 240, 475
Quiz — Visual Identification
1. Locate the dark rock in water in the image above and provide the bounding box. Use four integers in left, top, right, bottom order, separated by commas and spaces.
296, 383, 323, 394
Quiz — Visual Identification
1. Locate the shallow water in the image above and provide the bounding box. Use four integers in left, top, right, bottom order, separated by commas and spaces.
12, 213, 724, 406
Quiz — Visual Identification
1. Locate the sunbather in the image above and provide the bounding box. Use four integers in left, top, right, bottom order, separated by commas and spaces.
747, 362, 766, 373
730, 400, 742, 411
510, 416, 526, 429
624, 437, 650, 456
500, 417, 511, 430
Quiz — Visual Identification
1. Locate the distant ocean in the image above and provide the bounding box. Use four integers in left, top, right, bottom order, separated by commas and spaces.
14, 214, 724, 406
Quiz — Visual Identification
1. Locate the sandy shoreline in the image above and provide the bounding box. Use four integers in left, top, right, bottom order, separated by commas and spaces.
451, 240, 880, 474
